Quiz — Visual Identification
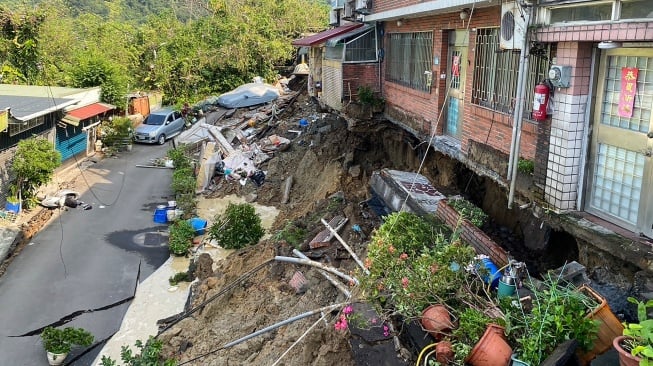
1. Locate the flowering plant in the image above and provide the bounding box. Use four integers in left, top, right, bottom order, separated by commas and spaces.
358, 212, 477, 319
334, 304, 391, 338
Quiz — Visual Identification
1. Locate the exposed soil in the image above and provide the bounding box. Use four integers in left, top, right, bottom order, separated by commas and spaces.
155, 87, 631, 365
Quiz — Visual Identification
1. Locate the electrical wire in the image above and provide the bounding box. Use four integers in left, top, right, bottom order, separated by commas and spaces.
388, 0, 479, 230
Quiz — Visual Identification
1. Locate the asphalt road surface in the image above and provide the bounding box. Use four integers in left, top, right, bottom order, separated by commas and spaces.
0, 142, 178, 365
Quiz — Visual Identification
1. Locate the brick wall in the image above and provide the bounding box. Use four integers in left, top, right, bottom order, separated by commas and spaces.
343, 63, 381, 101
435, 199, 509, 267
380, 6, 539, 161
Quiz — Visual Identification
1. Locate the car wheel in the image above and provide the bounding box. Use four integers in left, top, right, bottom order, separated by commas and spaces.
157, 134, 166, 145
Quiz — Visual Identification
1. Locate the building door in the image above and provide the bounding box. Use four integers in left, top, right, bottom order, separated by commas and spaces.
444, 30, 468, 139
587, 49, 653, 237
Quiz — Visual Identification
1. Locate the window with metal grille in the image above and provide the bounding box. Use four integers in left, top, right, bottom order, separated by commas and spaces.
9, 115, 44, 136
472, 28, 550, 118
386, 32, 433, 92
345, 29, 377, 62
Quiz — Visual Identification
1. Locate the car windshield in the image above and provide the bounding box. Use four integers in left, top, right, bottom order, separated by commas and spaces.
144, 114, 166, 126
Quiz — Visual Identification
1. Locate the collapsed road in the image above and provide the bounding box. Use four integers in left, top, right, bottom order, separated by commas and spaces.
0, 143, 176, 365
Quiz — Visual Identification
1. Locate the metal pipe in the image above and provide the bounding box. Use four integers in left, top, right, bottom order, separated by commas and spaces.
220, 302, 347, 349
292, 249, 351, 297
507, 5, 532, 208
275, 256, 359, 285
320, 218, 369, 275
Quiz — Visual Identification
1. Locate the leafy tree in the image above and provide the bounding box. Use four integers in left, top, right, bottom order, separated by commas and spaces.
11, 137, 61, 204
70, 53, 128, 106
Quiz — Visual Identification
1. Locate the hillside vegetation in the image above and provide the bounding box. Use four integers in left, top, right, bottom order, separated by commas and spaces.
0, 0, 329, 106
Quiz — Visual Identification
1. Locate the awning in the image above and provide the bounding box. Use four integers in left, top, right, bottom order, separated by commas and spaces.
292, 23, 364, 47
62, 102, 115, 126
326, 24, 375, 47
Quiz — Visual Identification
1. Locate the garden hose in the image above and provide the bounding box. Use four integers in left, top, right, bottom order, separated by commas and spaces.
415, 343, 438, 366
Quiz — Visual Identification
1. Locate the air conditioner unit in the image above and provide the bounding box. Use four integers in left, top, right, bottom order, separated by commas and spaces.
355, 0, 372, 15
329, 9, 340, 26
500, 1, 526, 50
331, 0, 344, 10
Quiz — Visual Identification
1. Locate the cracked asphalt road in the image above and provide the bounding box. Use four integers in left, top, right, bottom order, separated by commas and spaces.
0, 143, 176, 365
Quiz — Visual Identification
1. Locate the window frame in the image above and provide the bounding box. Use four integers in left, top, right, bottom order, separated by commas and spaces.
385, 31, 434, 93
471, 27, 550, 119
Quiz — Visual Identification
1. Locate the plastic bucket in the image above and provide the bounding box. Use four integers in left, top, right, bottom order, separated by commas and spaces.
477, 257, 501, 288
497, 280, 517, 298
189, 217, 208, 235
166, 209, 176, 222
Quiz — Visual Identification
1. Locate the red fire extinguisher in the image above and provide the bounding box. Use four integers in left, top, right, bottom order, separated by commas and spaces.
532, 82, 550, 121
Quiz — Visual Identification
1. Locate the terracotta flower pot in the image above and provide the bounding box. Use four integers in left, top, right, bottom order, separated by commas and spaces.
436, 341, 454, 365
465, 324, 512, 366
613, 335, 642, 366
421, 304, 453, 340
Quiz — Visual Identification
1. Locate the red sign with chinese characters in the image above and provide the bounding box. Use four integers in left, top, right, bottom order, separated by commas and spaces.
618, 67, 638, 118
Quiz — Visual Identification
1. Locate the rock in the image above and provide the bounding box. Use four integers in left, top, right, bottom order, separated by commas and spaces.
206, 277, 219, 289
194, 253, 214, 281
349, 165, 361, 178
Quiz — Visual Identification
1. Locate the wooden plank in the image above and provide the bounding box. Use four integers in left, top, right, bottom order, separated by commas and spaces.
207, 126, 236, 156
309, 215, 348, 249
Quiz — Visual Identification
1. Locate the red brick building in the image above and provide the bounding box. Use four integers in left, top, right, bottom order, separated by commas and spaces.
295, 1, 653, 281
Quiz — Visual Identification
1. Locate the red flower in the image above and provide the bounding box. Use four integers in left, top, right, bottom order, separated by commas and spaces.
399, 253, 408, 260
401, 277, 409, 288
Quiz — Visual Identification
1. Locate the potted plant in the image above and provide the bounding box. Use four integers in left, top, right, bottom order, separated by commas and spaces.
501, 274, 599, 366
450, 307, 511, 366
613, 297, 653, 366
41, 326, 94, 365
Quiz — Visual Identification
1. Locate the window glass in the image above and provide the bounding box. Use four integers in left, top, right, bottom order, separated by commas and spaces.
471, 28, 550, 117
621, 0, 653, 19
550, 3, 613, 23
345, 30, 377, 62
385, 32, 433, 92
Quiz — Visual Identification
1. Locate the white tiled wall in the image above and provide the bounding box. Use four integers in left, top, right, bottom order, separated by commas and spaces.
544, 94, 587, 210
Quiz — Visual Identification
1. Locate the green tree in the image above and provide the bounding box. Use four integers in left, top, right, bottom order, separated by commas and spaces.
11, 137, 61, 204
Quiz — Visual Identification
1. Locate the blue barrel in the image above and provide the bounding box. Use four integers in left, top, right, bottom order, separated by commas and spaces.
477, 257, 501, 288
153, 205, 168, 223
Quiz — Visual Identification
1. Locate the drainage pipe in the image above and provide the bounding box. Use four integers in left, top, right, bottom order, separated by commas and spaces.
292, 249, 351, 298
275, 256, 359, 286
321, 218, 369, 275
507, 4, 532, 208
220, 302, 347, 349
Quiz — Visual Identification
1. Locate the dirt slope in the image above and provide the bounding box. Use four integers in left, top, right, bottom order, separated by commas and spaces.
159, 93, 390, 365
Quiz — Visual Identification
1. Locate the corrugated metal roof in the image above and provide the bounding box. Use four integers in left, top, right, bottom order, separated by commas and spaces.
62, 102, 115, 126
292, 23, 364, 47
0, 84, 92, 98
326, 24, 375, 47
0, 95, 77, 121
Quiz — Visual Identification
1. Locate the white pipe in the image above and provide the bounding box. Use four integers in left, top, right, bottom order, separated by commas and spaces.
292, 249, 351, 297
221, 303, 347, 349
275, 256, 359, 285
320, 218, 369, 275
507, 7, 531, 181
271, 311, 329, 366
507, 5, 532, 208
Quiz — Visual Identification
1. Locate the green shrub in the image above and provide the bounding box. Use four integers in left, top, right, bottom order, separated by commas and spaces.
169, 272, 190, 286
167, 146, 192, 170
518, 158, 535, 175
357, 85, 384, 107
11, 137, 61, 205
171, 167, 196, 195
208, 203, 265, 249
273, 220, 307, 247
168, 219, 195, 256
448, 198, 488, 227
101, 117, 133, 147
41, 326, 94, 354
100, 336, 176, 366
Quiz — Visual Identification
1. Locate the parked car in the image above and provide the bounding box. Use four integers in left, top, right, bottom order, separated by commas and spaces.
133, 108, 185, 145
